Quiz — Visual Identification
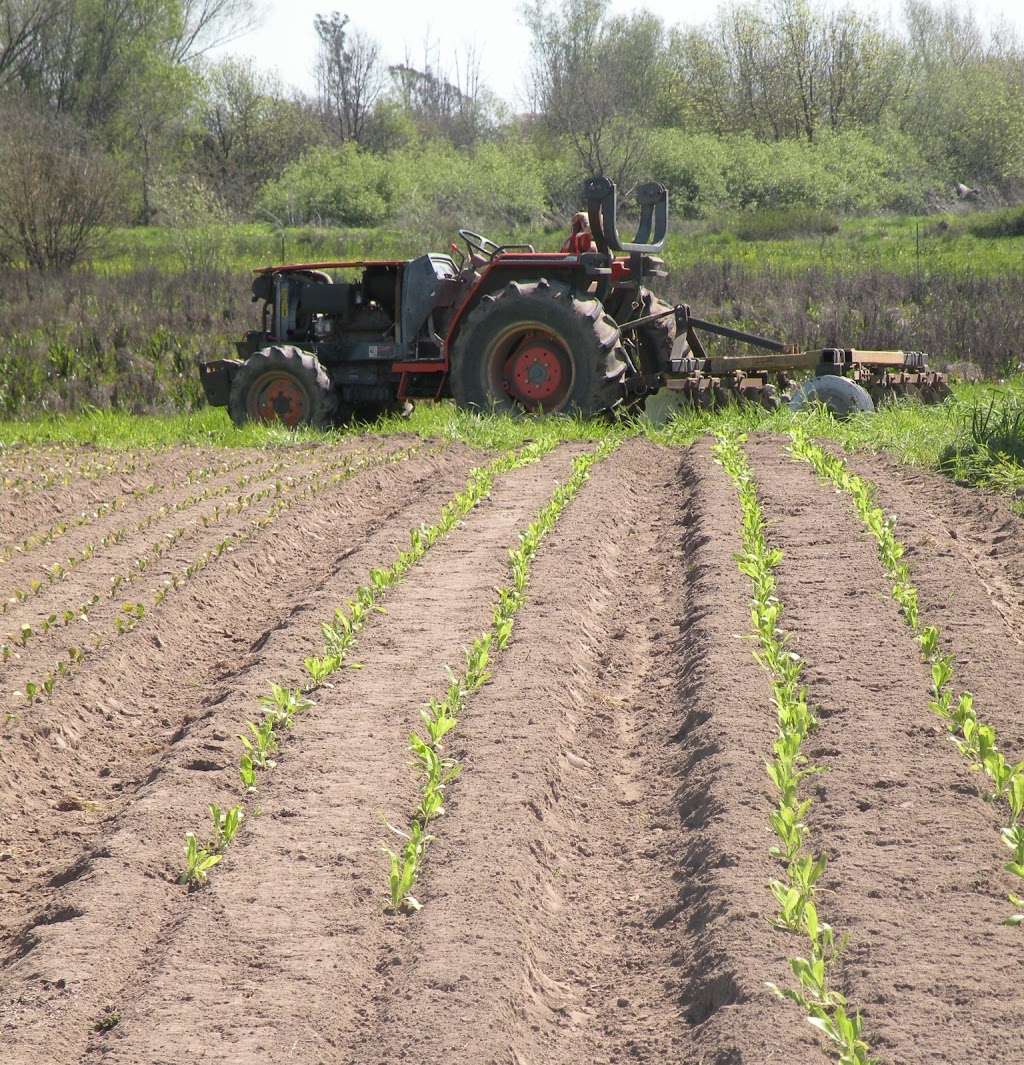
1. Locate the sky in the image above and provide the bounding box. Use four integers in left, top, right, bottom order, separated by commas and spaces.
210, 0, 1024, 106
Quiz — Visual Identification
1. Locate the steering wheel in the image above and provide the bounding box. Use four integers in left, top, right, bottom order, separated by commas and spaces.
458, 229, 502, 263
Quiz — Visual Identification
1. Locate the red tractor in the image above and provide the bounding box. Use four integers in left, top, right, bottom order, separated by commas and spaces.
200, 178, 946, 425
200, 178, 676, 426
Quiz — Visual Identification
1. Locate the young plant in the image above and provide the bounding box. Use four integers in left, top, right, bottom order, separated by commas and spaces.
209, 803, 244, 851
381, 441, 617, 913
789, 427, 1024, 930
715, 431, 876, 1057
180, 831, 222, 886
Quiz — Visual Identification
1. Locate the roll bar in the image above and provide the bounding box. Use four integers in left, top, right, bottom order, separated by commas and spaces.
583, 176, 668, 256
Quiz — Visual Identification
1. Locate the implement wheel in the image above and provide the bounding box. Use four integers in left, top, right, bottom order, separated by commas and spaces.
228, 346, 337, 429
789, 375, 874, 419
450, 280, 626, 416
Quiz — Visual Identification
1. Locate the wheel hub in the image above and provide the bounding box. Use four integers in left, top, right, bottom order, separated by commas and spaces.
251, 372, 308, 427
502, 333, 570, 409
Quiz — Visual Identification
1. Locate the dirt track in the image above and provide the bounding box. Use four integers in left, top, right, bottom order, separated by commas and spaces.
1, 434, 1022, 1064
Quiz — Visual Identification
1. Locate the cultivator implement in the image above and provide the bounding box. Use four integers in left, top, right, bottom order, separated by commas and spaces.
620, 301, 951, 420
585, 180, 951, 421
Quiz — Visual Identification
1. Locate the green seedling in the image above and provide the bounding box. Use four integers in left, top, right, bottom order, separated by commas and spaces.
209, 803, 244, 851
1006, 893, 1024, 927
421, 697, 459, 749
304, 656, 334, 685
260, 683, 313, 728
1002, 824, 1024, 879
383, 819, 432, 913
807, 1005, 878, 1065
238, 753, 257, 791
180, 831, 221, 886
240, 717, 278, 769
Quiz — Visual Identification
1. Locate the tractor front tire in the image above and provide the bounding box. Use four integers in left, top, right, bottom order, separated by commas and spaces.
228, 346, 337, 429
450, 280, 627, 416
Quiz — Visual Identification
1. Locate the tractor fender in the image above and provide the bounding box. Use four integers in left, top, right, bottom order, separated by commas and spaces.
444, 258, 587, 360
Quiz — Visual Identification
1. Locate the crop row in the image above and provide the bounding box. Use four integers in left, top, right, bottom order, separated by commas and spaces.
789, 429, 1024, 928
384, 441, 616, 913
6, 444, 424, 706
0, 449, 345, 615
0, 450, 260, 569
1, 447, 158, 497
2, 445, 403, 665
714, 432, 876, 1065
179, 440, 560, 887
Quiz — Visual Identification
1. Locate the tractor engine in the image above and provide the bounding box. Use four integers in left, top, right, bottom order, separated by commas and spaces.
228, 256, 461, 415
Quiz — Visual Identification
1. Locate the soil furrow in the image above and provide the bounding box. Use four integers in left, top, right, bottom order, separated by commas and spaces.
748, 434, 1024, 1065
0, 440, 414, 697
329, 438, 820, 1065
839, 448, 1024, 757
0, 438, 393, 648
0, 450, 290, 608
0, 444, 584, 1065
0, 445, 467, 939
0, 445, 321, 589
0, 451, 169, 544
0, 448, 154, 500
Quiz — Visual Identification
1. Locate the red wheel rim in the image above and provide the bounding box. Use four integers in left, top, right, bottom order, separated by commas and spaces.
498, 330, 572, 412
248, 372, 309, 427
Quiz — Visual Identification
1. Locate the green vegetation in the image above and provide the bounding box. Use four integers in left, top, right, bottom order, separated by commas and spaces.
85, 205, 1024, 280
789, 429, 1024, 925
384, 441, 618, 912
713, 431, 876, 1065
4, 377, 1024, 518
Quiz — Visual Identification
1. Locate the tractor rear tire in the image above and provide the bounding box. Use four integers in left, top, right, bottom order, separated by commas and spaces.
228, 346, 337, 429
635, 289, 678, 372
450, 280, 627, 416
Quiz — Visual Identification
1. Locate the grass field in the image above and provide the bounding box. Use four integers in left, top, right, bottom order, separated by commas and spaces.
97, 206, 1024, 278
3, 381, 1023, 503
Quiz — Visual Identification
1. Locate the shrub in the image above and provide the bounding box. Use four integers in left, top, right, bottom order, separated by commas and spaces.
0, 106, 119, 271
389, 138, 548, 234
642, 127, 935, 217
258, 143, 396, 227
969, 208, 1024, 239
734, 208, 840, 242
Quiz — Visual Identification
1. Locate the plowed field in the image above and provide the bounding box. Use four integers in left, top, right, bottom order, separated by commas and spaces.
1, 434, 1022, 1065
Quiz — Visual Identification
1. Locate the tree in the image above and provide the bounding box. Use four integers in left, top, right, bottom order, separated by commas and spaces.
0, 104, 117, 269
314, 11, 384, 143
667, 0, 906, 143
170, 0, 257, 62
525, 0, 669, 185
0, 0, 67, 86
195, 57, 326, 214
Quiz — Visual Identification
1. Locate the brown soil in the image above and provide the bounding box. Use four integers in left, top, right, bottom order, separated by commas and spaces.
840, 449, 1024, 757
747, 436, 1024, 1065
1, 449, 169, 545
0, 433, 1021, 1065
